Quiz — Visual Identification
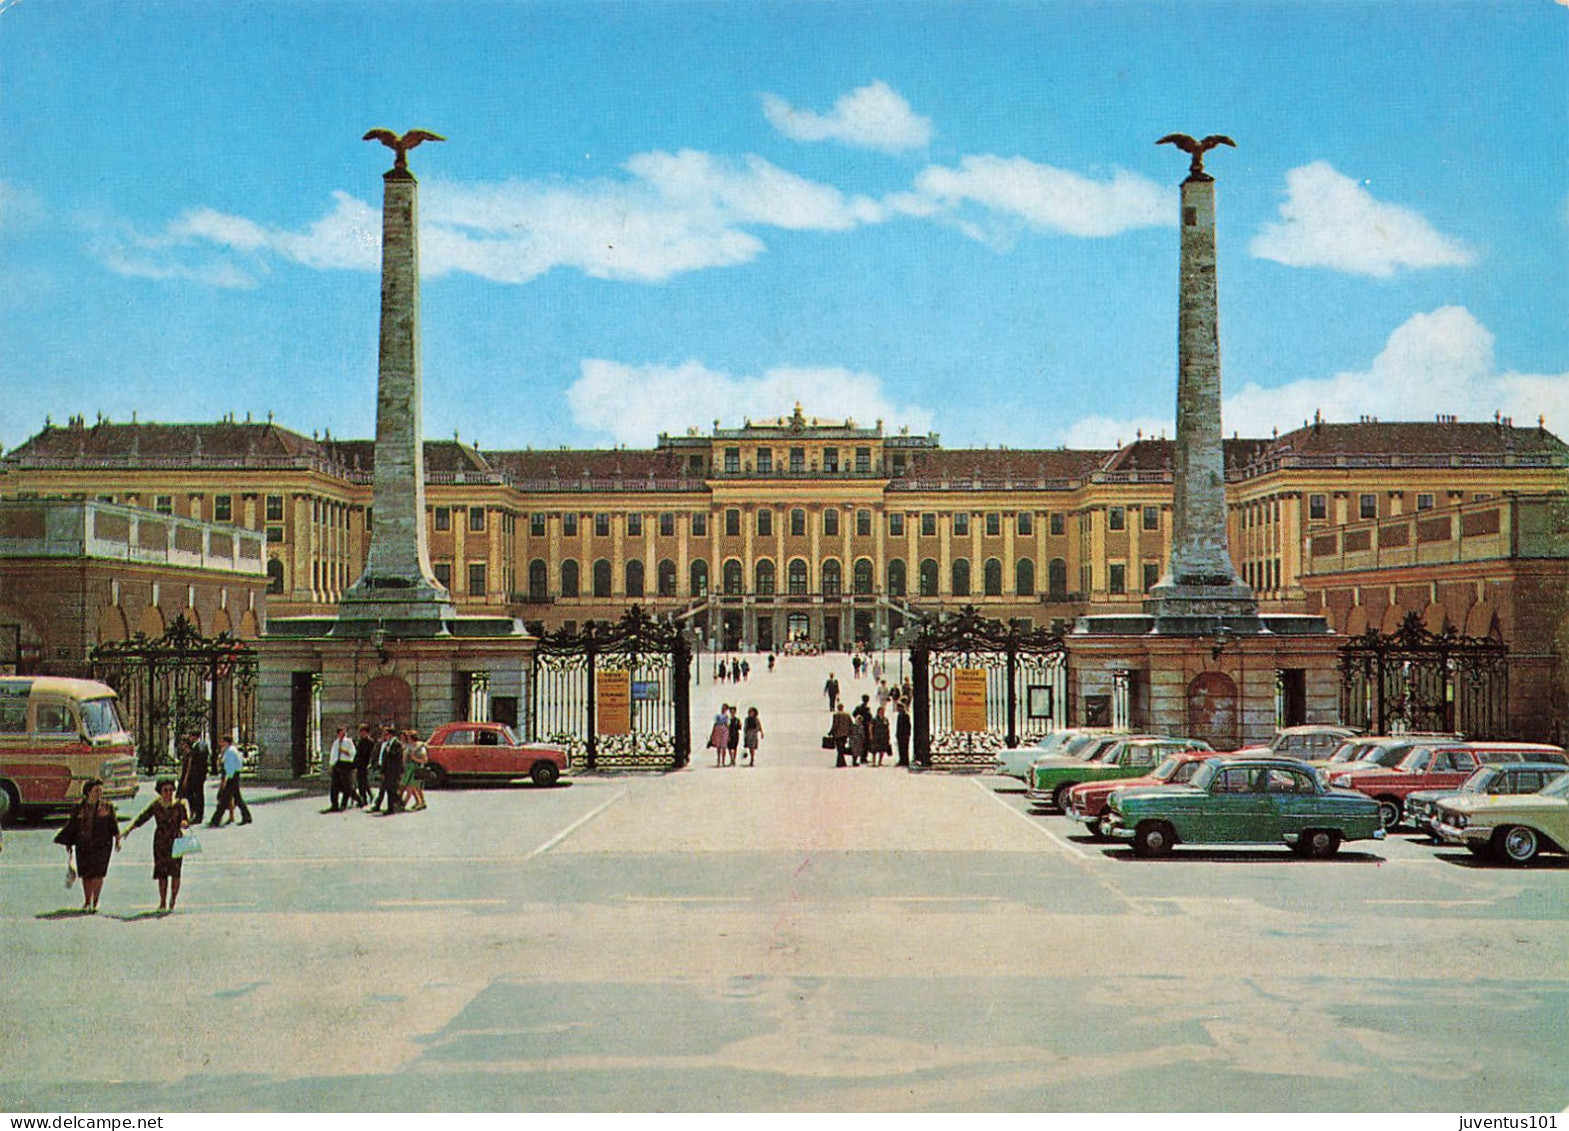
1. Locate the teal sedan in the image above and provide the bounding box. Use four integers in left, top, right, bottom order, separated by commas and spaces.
1103, 757, 1386, 858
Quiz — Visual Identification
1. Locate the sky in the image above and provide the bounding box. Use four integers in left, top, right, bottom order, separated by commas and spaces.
1, 0, 1566, 454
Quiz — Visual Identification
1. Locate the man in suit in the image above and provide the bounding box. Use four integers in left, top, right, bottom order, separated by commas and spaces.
895, 699, 913, 767
352, 723, 375, 807
374, 726, 404, 815
177, 731, 209, 824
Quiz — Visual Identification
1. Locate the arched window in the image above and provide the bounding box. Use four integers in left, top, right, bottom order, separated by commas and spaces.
853, 557, 874, 595
723, 559, 744, 595
821, 559, 842, 596
919, 558, 938, 597
690, 559, 709, 597
788, 558, 808, 595
1048, 558, 1068, 601
266, 558, 285, 595
755, 559, 776, 596
984, 557, 1003, 596
887, 558, 907, 597
1016, 558, 1035, 598
657, 558, 677, 597
593, 558, 612, 598
625, 559, 645, 598
528, 558, 548, 602
561, 559, 580, 598
952, 558, 971, 597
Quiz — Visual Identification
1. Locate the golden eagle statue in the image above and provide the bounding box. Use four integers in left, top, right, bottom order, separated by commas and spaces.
363, 128, 446, 173
1156, 133, 1235, 180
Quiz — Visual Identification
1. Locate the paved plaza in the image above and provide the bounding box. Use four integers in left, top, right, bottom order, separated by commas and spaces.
1, 652, 1566, 1113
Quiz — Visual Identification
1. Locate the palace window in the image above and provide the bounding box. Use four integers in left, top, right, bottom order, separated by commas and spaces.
214, 495, 232, 522
986, 513, 1000, 537
627, 514, 642, 537
625, 560, 644, 598
563, 513, 579, 536
528, 559, 548, 602
789, 447, 805, 473
855, 447, 871, 473
887, 558, 907, 597
594, 514, 610, 537
824, 447, 839, 472
724, 447, 740, 473
918, 558, 939, 597
755, 559, 776, 596
1048, 559, 1068, 600
690, 559, 709, 597
469, 507, 486, 532
657, 559, 677, 597
889, 513, 905, 536
688, 455, 704, 475
468, 563, 487, 597
1050, 513, 1065, 536
921, 513, 937, 537
1108, 563, 1127, 595
984, 558, 1003, 596
725, 509, 741, 537
267, 559, 285, 595
953, 513, 969, 536
434, 507, 450, 532
1309, 494, 1327, 520
856, 509, 872, 537
1143, 562, 1161, 592
824, 509, 839, 537
561, 559, 580, 598
1143, 506, 1159, 531
951, 558, 971, 597
1416, 493, 1434, 511
757, 508, 773, 537
853, 558, 874, 595
266, 526, 284, 544
1016, 559, 1035, 597
1357, 493, 1376, 519
757, 448, 773, 474
531, 513, 546, 536
266, 495, 284, 522
790, 508, 806, 537
660, 513, 675, 537
593, 559, 612, 597
723, 559, 744, 595
821, 559, 842, 596
692, 513, 707, 536
1108, 507, 1125, 531
433, 562, 452, 590
787, 559, 808, 595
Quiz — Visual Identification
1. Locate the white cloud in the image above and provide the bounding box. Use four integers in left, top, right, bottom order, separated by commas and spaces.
567, 359, 934, 447
762, 81, 933, 153
913, 156, 1169, 239
1055, 306, 1569, 444
1058, 414, 1172, 450
1249, 161, 1476, 276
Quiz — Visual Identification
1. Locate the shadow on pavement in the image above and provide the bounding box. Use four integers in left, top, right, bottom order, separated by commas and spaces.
1104, 847, 1387, 864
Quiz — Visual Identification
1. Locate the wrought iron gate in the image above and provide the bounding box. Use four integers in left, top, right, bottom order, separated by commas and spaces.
529, 606, 691, 771
90, 615, 258, 774
910, 607, 1067, 771
1338, 612, 1509, 739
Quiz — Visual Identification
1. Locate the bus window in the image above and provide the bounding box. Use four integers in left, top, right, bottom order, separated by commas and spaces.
35, 701, 75, 735
81, 698, 126, 739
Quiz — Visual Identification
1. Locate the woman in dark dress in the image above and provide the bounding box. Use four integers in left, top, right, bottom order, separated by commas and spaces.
54, 779, 121, 913
122, 778, 190, 913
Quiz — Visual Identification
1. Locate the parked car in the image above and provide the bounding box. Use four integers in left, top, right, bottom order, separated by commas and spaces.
1405, 761, 1568, 836
1317, 734, 1462, 774
1264, 724, 1359, 760
1064, 748, 1220, 838
423, 722, 570, 788
1027, 736, 1210, 812
1432, 768, 1569, 865
1332, 742, 1568, 830
1103, 756, 1386, 858
992, 729, 1123, 781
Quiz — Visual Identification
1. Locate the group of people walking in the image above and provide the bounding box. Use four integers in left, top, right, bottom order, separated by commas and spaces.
327, 723, 429, 815
708, 704, 765, 766
825, 670, 912, 768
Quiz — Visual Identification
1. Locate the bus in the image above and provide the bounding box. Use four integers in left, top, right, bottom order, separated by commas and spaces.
0, 677, 140, 821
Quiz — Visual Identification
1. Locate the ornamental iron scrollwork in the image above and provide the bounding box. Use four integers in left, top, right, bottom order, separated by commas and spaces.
1337, 611, 1509, 739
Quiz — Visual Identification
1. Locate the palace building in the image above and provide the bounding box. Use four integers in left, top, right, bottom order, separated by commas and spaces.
3, 406, 1564, 664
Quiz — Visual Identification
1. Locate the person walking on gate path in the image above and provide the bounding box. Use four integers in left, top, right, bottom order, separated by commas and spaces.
373, 727, 404, 814
852, 655, 862, 680
401, 729, 428, 811
177, 731, 208, 825
872, 659, 883, 683
122, 778, 190, 913
743, 707, 763, 766
896, 698, 912, 766
352, 723, 374, 807
767, 652, 776, 673
55, 778, 121, 913
709, 707, 730, 767
829, 702, 853, 767
824, 672, 839, 712
209, 735, 252, 827
726, 705, 741, 767
875, 679, 891, 710
328, 725, 357, 812
851, 695, 873, 765
740, 659, 750, 681
871, 706, 891, 767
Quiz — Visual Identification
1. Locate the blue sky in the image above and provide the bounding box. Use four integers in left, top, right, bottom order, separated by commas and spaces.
2, 0, 1566, 453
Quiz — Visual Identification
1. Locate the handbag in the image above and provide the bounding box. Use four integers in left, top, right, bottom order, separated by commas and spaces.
172, 834, 203, 859
65, 863, 78, 889
821, 735, 835, 750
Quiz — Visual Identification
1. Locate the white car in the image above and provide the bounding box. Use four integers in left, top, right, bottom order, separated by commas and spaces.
992, 729, 1124, 781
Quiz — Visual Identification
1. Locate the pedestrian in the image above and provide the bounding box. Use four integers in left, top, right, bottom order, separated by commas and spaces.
709, 707, 730, 767
209, 734, 252, 827
852, 695, 873, 766
177, 730, 208, 825
716, 658, 727, 683
740, 659, 750, 681
875, 679, 891, 710
872, 659, 883, 683
55, 779, 121, 912
726, 705, 741, 767
852, 655, 862, 679
830, 702, 853, 768
871, 707, 891, 767
353, 723, 374, 807
824, 672, 839, 712
731, 658, 741, 683
401, 729, 429, 811
743, 707, 763, 766
328, 725, 357, 812
374, 727, 404, 815
121, 778, 190, 913
896, 699, 912, 767
767, 652, 776, 673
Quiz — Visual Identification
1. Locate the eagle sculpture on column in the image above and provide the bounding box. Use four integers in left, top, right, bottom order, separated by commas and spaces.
363, 128, 446, 172
1156, 133, 1235, 180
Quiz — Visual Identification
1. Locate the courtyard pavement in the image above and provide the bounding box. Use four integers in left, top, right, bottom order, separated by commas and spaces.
0, 650, 1565, 1112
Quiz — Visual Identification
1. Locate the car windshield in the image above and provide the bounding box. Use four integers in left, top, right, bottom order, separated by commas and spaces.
1327, 742, 1370, 764
1085, 739, 1123, 762
1060, 735, 1102, 759
1541, 772, 1569, 799
1151, 756, 1181, 781
1459, 767, 1500, 793
80, 697, 127, 738
1189, 760, 1226, 790
1366, 744, 1412, 768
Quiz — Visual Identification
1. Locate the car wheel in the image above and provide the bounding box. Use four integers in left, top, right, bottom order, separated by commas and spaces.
530, 761, 560, 788
425, 762, 449, 789
0, 781, 18, 825
1302, 829, 1341, 859
1052, 784, 1076, 812
1132, 821, 1174, 858
1495, 825, 1540, 866
1376, 798, 1402, 830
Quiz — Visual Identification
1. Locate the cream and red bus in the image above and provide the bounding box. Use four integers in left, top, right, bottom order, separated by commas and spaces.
0, 677, 140, 821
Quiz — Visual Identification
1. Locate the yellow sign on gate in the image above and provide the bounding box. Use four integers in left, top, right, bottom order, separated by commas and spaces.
952, 667, 989, 732
597, 669, 632, 736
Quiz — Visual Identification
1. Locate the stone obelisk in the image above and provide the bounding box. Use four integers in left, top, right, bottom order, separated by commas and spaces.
1144, 134, 1258, 631
338, 129, 456, 635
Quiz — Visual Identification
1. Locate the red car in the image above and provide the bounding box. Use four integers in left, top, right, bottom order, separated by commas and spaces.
1064, 749, 1219, 838
423, 722, 570, 788
1331, 742, 1567, 830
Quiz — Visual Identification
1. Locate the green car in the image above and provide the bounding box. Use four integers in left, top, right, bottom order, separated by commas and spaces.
1103, 756, 1386, 858
1026, 737, 1211, 811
